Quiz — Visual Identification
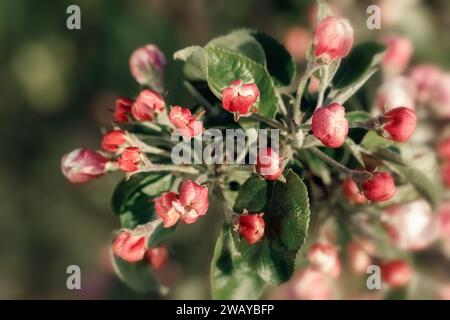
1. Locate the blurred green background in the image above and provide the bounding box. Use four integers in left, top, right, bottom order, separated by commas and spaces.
0, 0, 449, 299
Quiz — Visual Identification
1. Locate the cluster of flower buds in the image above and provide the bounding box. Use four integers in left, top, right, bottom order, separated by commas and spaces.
155, 180, 209, 228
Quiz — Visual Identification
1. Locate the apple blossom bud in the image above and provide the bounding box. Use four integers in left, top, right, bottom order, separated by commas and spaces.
376, 76, 416, 112
131, 89, 165, 121
347, 240, 375, 275
256, 147, 282, 180
283, 26, 311, 62
380, 36, 413, 76
155, 192, 181, 228
307, 243, 341, 277
362, 172, 396, 202
118, 147, 144, 173
169, 106, 203, 138
101, 130, 128, 152
313, 16, 353, 63
442, 162, 450, 188
382, 200, 439, 251
113, 96, 134, 123
145, 246, 168, 270
432, 74, 450, 119
221, 80, 259, 120
380, 260, 412, 288
129, 44, 166, 92
438, 138, 450, 161
112, 230, 147, 263
61, 148, 109, 183
382, 107, 417, 142
239, 213, 265, 245
178, 180, 209, 224
341, 178, 367, 204
409, 64, 442, 105
312, 103, 349, 148
291, 268, 332, 300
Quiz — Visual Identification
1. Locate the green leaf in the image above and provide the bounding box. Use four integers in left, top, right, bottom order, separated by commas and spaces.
211, 224, 267, 300
361, 131, 442, 209
110, 249, 159, 293
148, 221, 177, 247
205, 47, 279, 119
206, 29, 266, 66
250, 31, 296, 87
333, 42, 386, 89
174, 46, 206, 81
111, 173, 173, 229
346, 110, 372, 123
240, 170, 311, 284
233, 174, 269, 213
297, 149, 332, 185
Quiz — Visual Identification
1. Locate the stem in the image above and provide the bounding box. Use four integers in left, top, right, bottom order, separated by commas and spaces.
309, 147, 352, 175
249, 113, 289, 131
293, 63, 319, 125
349, 116, 382, 130
316, 66, 329, 109
139, 164, 200, 175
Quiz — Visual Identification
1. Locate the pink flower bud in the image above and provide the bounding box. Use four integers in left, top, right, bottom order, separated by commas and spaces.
382, 107, 417, 142
382, 200, 440, 251
307, 243, 341, 277
376, 76, 416, 112
312, 103, 348, 148
256, 147, 282, 180
409, 64, 442, 105
101, 130, 128, 152
291, 268, 333, 300
61, 148, 109, 183
131, 89, 165, 121
178, 180, 209, 224
442, 162, 450, 188
238, 213, 265, 245
431, 73, 450, 119
118, 147, 144, 173
380, 36, 413, 76
113, 96, 134, 123
380, 260, 412, 288
438, 138, 450, 161
341, 178, 367, 204
362, 172, 396, 202
129, 44, 166, 91
169, 106, 203, 138
283, 26, 311, 62
145, 246, 168, 270
313, 16, 353, 63
155, 192, 181, 228
347, 240, 375, 275
112, 230, 147, 263
221, 80, 259, 119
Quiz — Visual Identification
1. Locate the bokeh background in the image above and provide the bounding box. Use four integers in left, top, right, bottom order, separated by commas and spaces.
0, 0, 449, 299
